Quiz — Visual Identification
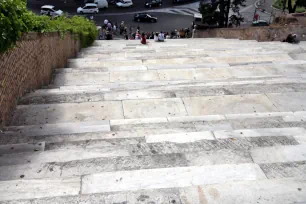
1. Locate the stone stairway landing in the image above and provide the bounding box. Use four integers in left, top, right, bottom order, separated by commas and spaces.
1, 38, 306, 204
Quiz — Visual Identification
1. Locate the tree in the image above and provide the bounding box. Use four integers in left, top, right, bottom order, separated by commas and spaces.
283, 0, 306, 13
198, 0, 246, 28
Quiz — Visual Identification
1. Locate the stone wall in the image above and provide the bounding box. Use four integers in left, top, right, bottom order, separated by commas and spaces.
194, 25, 306, 41
0, 32, 80, 127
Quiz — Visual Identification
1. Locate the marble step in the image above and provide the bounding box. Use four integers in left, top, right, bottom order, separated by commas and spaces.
0, 142, 45, 155
81, 163, 266, 194
1, 178, 305, 204
10, 92, 306, 126
0, 177, 80, 202
52, 65, 306, 86
46, 76, 304, 90
36, 77, 306, 95
251, 145, 306, 163
73, 51, 289, 61
0, 135, 298, 166
0, 149, 253, 181
68, 54, 292, 68
2, 121, 110, 137
2, 115, 306, 145
18, 83, 306, 104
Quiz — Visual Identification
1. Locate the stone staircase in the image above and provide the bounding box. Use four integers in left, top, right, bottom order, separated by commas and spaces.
1, 38, 306, 203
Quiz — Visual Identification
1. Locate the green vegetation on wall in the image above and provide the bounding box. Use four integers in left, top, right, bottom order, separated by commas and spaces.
0, 0, 97, 53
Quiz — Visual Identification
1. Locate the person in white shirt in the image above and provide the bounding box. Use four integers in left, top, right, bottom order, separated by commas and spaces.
154, 32, 159, 42
158, 31, 164, 42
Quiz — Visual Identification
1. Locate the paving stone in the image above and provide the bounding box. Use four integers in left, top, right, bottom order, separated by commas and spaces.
11, 102, 123, 126
260, 161, 306, 179
0, 177, 80, 201
82, 163, 266, 193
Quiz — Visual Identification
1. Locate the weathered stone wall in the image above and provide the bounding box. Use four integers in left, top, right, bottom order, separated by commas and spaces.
195, 25, 306, 41
0, 32, 80, 127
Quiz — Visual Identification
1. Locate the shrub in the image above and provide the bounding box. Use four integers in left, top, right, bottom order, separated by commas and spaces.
0, 0, 97, 53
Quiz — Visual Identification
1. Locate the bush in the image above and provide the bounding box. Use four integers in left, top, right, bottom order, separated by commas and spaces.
0, 0, 97, 53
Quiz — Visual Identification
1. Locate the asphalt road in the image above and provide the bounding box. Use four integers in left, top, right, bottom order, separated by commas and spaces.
92, 12, 193, 33
27, 0, 199, 14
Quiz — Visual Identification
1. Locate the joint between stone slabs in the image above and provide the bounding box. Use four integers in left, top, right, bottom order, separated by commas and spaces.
79, 175, 84, 195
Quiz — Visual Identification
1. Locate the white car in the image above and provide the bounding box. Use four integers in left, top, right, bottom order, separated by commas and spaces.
77, 3, 99, 14
40, 5, 63, 16
116, 0, 133, 8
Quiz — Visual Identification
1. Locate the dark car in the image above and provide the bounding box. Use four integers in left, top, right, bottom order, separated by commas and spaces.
134, 13, 157, 22
252, 20, 269, 27
144, 0, 162, 8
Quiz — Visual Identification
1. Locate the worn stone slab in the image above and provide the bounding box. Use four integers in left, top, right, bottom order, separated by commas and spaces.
0, 146, 130, 166
260, 161, 306, 179
214, 127, 306, 139
147, 64, 198, 70
185, 149, 252, 166
228, 117, 285, 129
11, 101, 123, 126
0, 177, 80, 201
4, 121, 110, 137
45, 137, 144, 150
0, 153, 188, 181
82, 163, 266, 194
267, 92, 306, 112
110, 70, 160, 82
283, 111, 306, 122
194, 178, 306, 204
3, 178, 306, 204
0, 131, 142, 146
144, 57, 207, 65
183, 94, 278, 116
251, 145, 306, 163
225, 112, 294, 120
122, 98, 188, 119
110, 117, 167, 126
0, 142, 45, 155
54, 72, 110, 86
129, 136, 298, 156
104, 90, 175, 101
158, 69, 197, 80
168, 115, 226, 123
194, 121, 233, 131
145, 131, 215, 143
107, 65, 147, 72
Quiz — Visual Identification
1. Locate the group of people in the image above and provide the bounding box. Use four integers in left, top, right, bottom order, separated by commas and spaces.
99, 20, 129, 40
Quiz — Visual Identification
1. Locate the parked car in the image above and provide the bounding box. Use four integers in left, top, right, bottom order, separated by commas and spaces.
134, 13, 157, 22
116, 0, 133, 8
84, 0, 108, 8
77, 3, 99, 14
144, 0, 162, 8
252, 20, 269, 27
40, 5, 63, 16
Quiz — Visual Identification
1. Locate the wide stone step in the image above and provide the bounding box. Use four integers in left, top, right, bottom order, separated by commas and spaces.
19, 82, 306, 104
0, 149, 252, 181
81, 163, 266, 194
0, 134, 299, 166
2, 121, 110, 137
50, 71, 301, 87
45, 76, 306, 91
68, 54, 293, 68
1, 178, 305, 204
11, 92, 306, 126
0, 177, 80, 202
75, 51, 288, 60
